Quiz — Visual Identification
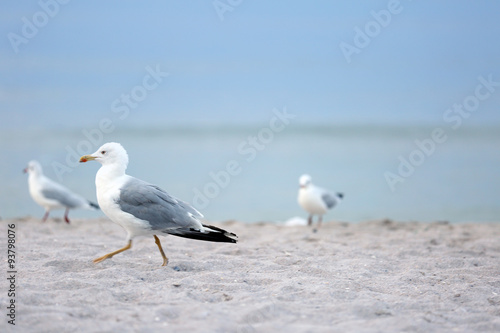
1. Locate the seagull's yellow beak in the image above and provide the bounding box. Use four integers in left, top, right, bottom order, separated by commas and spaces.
79, 155, 96, 163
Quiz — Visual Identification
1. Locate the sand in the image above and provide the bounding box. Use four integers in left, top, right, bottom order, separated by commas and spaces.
1, 216, 500, 332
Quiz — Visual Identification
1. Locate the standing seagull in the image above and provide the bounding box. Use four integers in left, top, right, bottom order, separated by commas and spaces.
24, 160, 99, 223
297, 174, 343, 229
79, 142, 237, 266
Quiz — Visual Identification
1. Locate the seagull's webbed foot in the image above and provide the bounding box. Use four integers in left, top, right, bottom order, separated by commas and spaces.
93, 240, 132, 264
154, 235, 168, 267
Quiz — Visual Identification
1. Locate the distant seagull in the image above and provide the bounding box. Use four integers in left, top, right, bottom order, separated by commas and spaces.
24, 160, 99, 223
297, 174, 343, 228
79, 142, 237, 266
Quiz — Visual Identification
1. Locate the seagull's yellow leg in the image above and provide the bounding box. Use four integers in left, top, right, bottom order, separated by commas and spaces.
93, 240, 132, 264
154, 235, 168, 266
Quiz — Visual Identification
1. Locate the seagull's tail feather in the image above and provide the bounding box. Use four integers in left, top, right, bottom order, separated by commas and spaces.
165, 224, 238, 243
88, 201, 100, 210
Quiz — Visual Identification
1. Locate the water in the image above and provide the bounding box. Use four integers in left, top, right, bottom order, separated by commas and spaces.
1, 124, 499, 223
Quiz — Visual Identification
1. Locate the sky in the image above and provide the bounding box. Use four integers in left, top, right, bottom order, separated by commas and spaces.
1, 0, 500, 129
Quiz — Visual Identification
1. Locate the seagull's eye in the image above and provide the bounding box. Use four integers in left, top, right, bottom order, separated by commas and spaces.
101, 150, 106, 155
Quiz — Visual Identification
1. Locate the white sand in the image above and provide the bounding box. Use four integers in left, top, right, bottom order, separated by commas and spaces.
1, 217, 500, 332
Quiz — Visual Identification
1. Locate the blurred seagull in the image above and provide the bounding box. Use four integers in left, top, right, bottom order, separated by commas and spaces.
298, 174, 343, 229
24, 160, 99, 223
79, 142, 237, 266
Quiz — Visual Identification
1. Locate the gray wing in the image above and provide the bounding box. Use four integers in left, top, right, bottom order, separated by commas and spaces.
117, 178, 203, 231
321, 192, 339, 209
41, 181, 88, 209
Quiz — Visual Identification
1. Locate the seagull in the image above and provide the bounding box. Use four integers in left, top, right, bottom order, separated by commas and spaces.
297, 174, 343, 228
79, 142, 237, 266
24, 160, 99, 223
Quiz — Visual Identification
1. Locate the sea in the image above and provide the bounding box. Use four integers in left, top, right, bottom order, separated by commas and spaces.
1, 123, 499, 223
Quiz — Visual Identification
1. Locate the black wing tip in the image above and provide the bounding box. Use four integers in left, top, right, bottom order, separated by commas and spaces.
203, 224, 238, 236
89, 201, 100, 210
337, 193, 344, 199
167, 224, 238, 243
223, 237, 238, 244
203, 224, 238, 243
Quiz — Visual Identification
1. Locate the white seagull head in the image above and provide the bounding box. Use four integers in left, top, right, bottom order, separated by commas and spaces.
299, 174, 312, 188
23, 160, 43, 175
79, 142, 129, 167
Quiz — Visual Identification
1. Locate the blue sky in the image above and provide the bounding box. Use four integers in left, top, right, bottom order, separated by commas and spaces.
1, 0, 500, 129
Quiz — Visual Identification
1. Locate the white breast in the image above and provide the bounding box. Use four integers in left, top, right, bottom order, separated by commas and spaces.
298, 187, 328, 215
96, 174, 153, 239
28, 175, 63, 210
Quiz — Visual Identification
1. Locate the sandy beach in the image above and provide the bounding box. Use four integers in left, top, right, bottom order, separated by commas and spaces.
1, 216, 500, 332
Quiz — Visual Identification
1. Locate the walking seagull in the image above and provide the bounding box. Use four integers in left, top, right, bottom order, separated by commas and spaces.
297, 174, 343, 229
24, 160, 99, 223
79, 142, 237, 266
